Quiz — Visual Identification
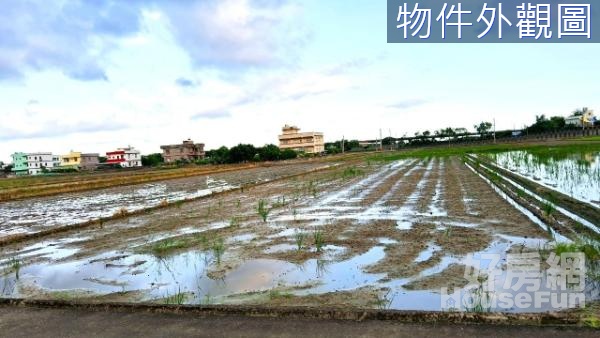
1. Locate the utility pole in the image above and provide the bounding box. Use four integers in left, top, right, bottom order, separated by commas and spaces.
379, 129, 383, 151
341, 135, 345, 154
493, 118, 496, 143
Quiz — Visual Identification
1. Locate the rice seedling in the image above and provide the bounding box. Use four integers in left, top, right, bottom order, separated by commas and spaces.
271, 196, 288, 208
269, 289, 293, 300
151, 238, 187, 257
257, 199, 270, 222
201, 293, 213, 305
236, 199, 241, 208
197, 234, 209, 249
164, 287, 186, 305
229, 216, 241, 228
444, 226, 453, 239
212, 238, 225, 264
374, 289, 394, 310
341, 166, 364, 179
305, 180, 318, 198
464, 279, 492, 313
313, 228, 325, 252
113, 207, 128, 217
294, 231, 307, 250
542, 202, 556, 217
175, 200, 184, 209
9, 257, 21, 279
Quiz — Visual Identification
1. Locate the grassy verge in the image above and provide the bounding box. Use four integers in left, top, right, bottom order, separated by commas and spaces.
368, 141, 600, 161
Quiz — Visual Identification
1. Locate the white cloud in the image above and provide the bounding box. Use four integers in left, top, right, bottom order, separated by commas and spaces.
160, 0, 306, 68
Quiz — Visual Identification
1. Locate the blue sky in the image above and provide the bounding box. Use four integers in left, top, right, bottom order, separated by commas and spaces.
1, 0, 598, 162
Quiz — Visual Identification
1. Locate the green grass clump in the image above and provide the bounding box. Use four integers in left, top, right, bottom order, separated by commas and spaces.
150, 238, 188, 257
313, 229, 325, 252
582, 314, 600, 328
269, 289, 293, 300
542, 202, 556, 217
257, 200, 270, 222
341, 166, 364, 179
374, 289, 394, 310
444, 226, 453, 239
294, 232, 307, 250
554, 240, 600, 261
147, 233, 210, 257
163, 287, 186, 305
464, 281, 492, 313
10, 257, 21, 279
212, 238, 225, 264
229, 216, 241, 228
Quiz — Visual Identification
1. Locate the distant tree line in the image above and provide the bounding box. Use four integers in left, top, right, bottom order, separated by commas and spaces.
205, 144, 298, 164
141, 144, 298, 167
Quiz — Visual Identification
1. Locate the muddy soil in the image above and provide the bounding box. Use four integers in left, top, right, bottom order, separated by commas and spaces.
0, 161, 333, 239
1, 156, 587, 312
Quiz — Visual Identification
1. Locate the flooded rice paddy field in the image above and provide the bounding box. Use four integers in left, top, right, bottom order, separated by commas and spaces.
485, 150, 600, 206
0, 162, 331, 238
0, 157, 598, 312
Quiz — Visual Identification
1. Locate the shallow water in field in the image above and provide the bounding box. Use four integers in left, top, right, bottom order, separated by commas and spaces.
1, 156, 598, 313
486, 150, 600, 206
0, 163, 330, 238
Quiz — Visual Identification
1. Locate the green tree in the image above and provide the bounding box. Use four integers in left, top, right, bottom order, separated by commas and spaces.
142, 153, 164, 166
474, 122, 493, 135
206, 146, 231, 164
280, 149, 298, 160
525, 115, 566, 133
258, 144, 281, 161
229, 144, 257, 163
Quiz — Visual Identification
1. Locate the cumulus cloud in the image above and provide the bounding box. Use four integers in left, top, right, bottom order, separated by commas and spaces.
192, 110, 231, 120
0, 0, 306, 81
387, 99, 428, 110
0, 0, 144, 81
150, 0, 306, 68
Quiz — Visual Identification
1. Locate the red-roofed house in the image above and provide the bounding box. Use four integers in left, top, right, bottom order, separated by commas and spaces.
106, 146, 142, 168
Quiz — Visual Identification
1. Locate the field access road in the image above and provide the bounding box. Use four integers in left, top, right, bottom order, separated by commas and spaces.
0, 304, 596, 338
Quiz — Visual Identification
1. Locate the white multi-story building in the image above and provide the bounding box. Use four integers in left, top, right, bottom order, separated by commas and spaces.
106, 146, 142, 168
26, 152, 61, 175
